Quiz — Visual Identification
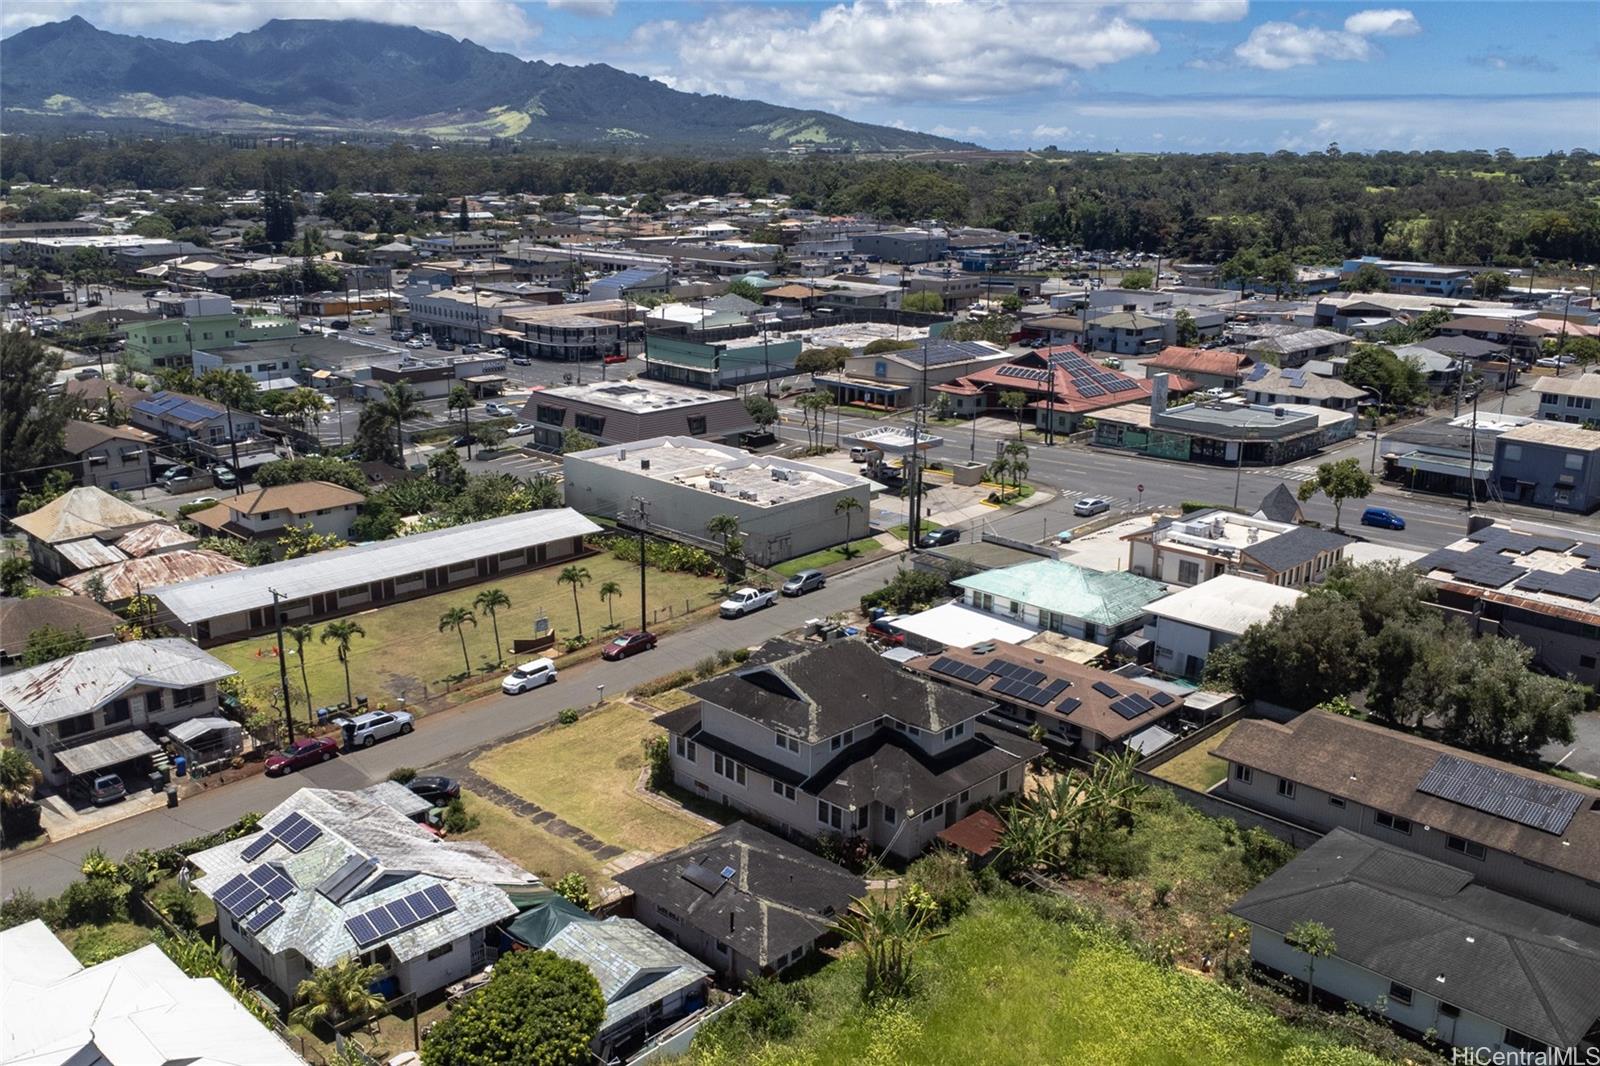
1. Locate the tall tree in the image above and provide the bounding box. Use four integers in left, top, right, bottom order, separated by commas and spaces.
438, 606, 478, 677
558, 566, 591, 637
1, 331, 73, 503
597, 580, 623, 628
289, 958, 386, 1029
999, 390, 1029, 438
285, 624, 316, 717
1174, 309, 1200, 347
448, 384, 474, 459
376, 381, 424, 468
319, 620, 366, 707
1295, 458, 1373, 531
835, 495, 863, 554
473, 587, 511, 663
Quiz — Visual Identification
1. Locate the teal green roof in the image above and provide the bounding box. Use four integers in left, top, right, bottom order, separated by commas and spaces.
954, 560, 1169, 626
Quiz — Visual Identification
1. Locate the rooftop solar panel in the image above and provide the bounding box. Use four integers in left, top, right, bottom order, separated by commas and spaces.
318, 854, 380, 903
244, 900, 285, 934
1514, 568, 1600, 601
682, 863, 728, 894
231, 886, 269, 917
272, 813, 323, 853
1416, 753, 1583, 835
1077, 383, 1105, 398
410, 891, 439, 919
250, 864, 296, 901
1056, 697, 1081, 715
368, 907, 400, 938
1122, 693, 1155, 714
345, 914, 380, 948
1015, 668, 1047, 687
1092, 681, 1120, 698
214, 873, 253, 911
1042, 679, 1070, 699
1149, 691, 1175, 707
1109, 698, 1148, 721
930, 656, 960, 676
423, 885, 456, 915
240, 834, 276, 862
387, 897, 418, 926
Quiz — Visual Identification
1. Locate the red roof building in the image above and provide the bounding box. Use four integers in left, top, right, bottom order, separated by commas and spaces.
1143, 346, 1255, 389
935, 346, 1156, 433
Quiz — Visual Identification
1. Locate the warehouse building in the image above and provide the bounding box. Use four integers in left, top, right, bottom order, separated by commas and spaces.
563, 437, 872, 564
521, 380, 757, 453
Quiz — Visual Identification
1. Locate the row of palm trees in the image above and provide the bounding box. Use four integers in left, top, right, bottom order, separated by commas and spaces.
988, 439, 1031, 499
556, 565, 627, 638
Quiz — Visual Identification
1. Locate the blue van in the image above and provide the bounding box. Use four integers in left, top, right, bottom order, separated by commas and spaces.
1360, 507, 1406, 530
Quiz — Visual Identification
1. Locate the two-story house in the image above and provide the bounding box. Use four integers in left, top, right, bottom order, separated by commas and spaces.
952, 559, 1170, 645
1141, 575, 1303, 678
130, 391, 264, 467
188, 787, 534, 1004
1232, 829, 1600, 1060
1124, 511, 1350, 589
1213, 710, 1600, 922
1085, 310, 1166, 356
656, 640, 1042, 861
1241, 364, 1367, 411
9, 487, 166, 579
60, 420, 157, 492
1532, 374, 1600, 425
187, 481, 366, 548
0, 639, 236, 789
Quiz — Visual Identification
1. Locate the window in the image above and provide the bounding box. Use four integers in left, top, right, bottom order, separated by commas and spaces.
1387, 982, 1412, 1006
999, 770, 1009, 792
574, 413, 606, 436
172, 685, 206, 707
656, 904, 681, 923
58, 713, 95, 739
1374, 811, 1412, 835
1446, 835, 1487, 860
817, 800, 843, 830
959, 789, 969, 805
713, 752, 745, 786
944, 726, 955, 741
1177, 559, 1201, 585
1328, 796, 1346, 809
1234, 765, 1253, 784
686, 415, 707, 436
1277, 778, 1296, 799
535, 403, 565, 426
104, 698, 131, 725
1503, 1030, 1549, 1054
1581, 654, 1597, 669
774, 731, 799, 754
427, 942, 454, 961
674, 736, 697, 761
1566, 452, 1584, 470
1438, 1002, 1460, 1019
883, 806, 896, 824
771, 780, 795, 801
829, 728, 854, 752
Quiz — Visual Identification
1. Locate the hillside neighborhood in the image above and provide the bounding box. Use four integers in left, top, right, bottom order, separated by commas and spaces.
2, 38, 1599, 1065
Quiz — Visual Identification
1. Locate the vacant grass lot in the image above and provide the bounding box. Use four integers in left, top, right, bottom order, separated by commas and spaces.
692, 892, 1385, 1066
1151, 721, 1238, 793
455, 789, 606, 886
473, 702, 712, 858
771, 537, 883, 577
212, 555, 721, 712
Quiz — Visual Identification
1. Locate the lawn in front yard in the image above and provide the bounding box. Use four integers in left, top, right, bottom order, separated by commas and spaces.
885, 519, 942, 540
473, 701, 714, 858
1151, 721, 1238, 793
211, 554, 722, 712
454, 789, 605, 886
771, 537, 883, 577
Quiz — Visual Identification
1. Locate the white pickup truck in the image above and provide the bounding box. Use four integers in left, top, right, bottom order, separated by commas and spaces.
719, 587, 777, 618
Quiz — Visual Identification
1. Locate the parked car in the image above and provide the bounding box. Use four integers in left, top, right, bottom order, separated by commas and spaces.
781, 569, 826, 596
157, 464, 194, 487
865, 617, 906, 646
391, 331, 412, 341
406, 339, 428, 349
211, 464, 238, 489
1073, 497, 1112, 517
603, 352, 628, 364
501, 657, 557, 694
436, 340, 456, 351
849, 445, 872, 463
511, 356, 532, 366
1360, 506, 1407, 530
602, 630, 657, 660
71, 773, 126, 806
337, 710, 414, 748
484, 402, 515, 418
188, 496, 219, 508
462, 343, 484, 354
720, 587, 778, 618
917, 528, 960, 548
265, 735, 339, 775
406, 775, 461, 805
505, 422, 535, 437
358, 326, 377, 336
452, 435, 478, 448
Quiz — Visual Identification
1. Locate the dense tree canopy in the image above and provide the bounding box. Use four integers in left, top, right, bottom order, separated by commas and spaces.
421, 949, 603, 1066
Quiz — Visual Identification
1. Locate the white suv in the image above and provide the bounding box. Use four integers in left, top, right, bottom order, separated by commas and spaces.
502, 658, 557, 694
338, 710, 414, 748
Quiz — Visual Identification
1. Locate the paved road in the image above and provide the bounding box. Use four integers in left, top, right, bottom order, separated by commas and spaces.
0, 556, 904, 898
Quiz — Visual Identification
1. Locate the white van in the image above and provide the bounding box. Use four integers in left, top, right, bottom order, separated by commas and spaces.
501, 658, 557, 694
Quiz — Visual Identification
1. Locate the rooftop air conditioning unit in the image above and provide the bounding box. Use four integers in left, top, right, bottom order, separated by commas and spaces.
709, 479, 729, 493
738, 489, 758, 501
771, 469, 792, 481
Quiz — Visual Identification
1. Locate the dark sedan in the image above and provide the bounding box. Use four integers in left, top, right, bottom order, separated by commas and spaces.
407, 775, 461, 805
917, 528, 960, 548
601, 630, 658, 661
265, 735, 339, 775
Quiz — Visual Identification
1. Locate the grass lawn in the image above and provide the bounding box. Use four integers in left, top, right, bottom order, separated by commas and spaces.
455, 789, 605, 886
57, 920, 156, 964
1151, 721, 1237, 793
885, 519, 942, 541
771, 537, 883, 577
692, 891, 1388, 1066
473, 702, 712, 858
212, 554, 721, 713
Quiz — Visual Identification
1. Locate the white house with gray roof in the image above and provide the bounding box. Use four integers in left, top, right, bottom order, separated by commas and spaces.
188, 787, 535, 1003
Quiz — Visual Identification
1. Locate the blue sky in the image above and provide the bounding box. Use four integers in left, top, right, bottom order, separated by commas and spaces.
5, 1, 1597, 152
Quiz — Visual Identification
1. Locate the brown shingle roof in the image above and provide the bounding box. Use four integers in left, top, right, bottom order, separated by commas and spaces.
0, 596, 121, 659
61, 420, 155, 455
1213, 710, 1600, 879
210, 480, 366, 518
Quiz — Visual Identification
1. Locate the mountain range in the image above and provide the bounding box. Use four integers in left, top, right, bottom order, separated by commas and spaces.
0, 17, 969, 154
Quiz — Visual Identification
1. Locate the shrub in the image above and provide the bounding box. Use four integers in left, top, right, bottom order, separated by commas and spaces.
716, 647, 739, 667
703, 976, 812, 1040
905, 850, 977, 923
633, 669, 694, 698
558, 707, 579, 726
1152, 880, 1174, 908
154, 886, 199, 931
389, 767, 418, 784
441, 797, 480, 834
561, 636, 589, 653
553, 872, 592, 910
1241, 827, 1296, 881
694, 656, 719, 679
421, 949, 603, 1066
641, 735, 671, 790
60, 877, 129, 926
0, 887, 56, 931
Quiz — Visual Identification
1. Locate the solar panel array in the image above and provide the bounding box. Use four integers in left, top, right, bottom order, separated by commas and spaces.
1467, 527, 1576, 555
318, 854, 380, 903
1573, 543, 1600, 570
1149, 691, 1176, 708
245, 900, 285, 934
995, 365, 1050, 382
1414, 546, 1529, 589
928, 656, 1075, 707
1048, 350, 1142, 398
681, 862, 730, 894
1416, 753, 1584, 835
1092, 681, 1120, 698
912, 341, 999, 368
345, 885, 457, 948
1109, 692, 1156, 721
1514, 568, 1600, 602
240, 812, 325, 860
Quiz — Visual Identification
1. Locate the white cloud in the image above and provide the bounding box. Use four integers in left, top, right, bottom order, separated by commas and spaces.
1342, 8, 1420, 37
1032, 124, 1072, 139
629, 1, 1161, 107
2, 0, 542, 51
1125, 1, 1248, 22
545, 0, 616, 16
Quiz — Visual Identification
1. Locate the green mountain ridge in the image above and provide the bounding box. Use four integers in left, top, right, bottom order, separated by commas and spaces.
0, 17, 972, 153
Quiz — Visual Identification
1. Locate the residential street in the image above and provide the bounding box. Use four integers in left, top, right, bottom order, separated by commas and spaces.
0, 555, 904, 898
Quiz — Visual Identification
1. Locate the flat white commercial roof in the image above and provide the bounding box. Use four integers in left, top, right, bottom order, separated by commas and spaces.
1143, 574, 1303, 635
541, 380, 734, 413
891, 600, 1040, 648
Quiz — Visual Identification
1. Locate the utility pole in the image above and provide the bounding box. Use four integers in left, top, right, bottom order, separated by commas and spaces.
627, 498, 650, 632
1369, 386, 1385, 474
1467, 384, 1479, 513
268, 588, 296, 743
1231, 439, 1245, 511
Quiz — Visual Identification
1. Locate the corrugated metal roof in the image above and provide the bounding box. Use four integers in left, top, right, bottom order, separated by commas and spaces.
168, 716, 237, 744
116, 523, 197, 558
954, 560, 1169, 626
0, 639, 236, 728
60, 549, 247, 603
9, 488, 163, 545
151, 508, 601, 624
542, 918, 711, 1035
55, 537, 129, 570
56, 730, 161, 775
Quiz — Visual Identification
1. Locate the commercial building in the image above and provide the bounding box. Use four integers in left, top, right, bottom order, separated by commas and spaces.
1214, 710, 1600, 922
1340, 257, 1476, 297
411, 231, 505, 257
0, 919, 303, 1066
563, 438, 871, 565
1124, 511, 1350, 588
587, 266, 670, 302
188, 787, 534, 1003
6, 234, 204, 271
1143, 346, 1255, 390
1491, 421, 1600, 513
950, 348, 1155, 432
187, 480, 366, 546
0, 638, 235, 789
1140, 574, 1304, 678
406, 287, 540, 345
1232, 829, 1600, 1059
907, 642, 1189, 760
1092, 388, 1357, 466
953, 558, 1170, 645
521, 380, 756, 453
150, 508, 600, 644
658, 640, 1041, 861
493, 300, 640, 362
1084, 310, 1167, 355
1531, 374, 1600, 425
850, 230, 949, 264
616, 822, 865, 982
123, 302, 299, 371
643, 332, 803, 390
190, 335, 310, 389
1412, 520, 1600, 686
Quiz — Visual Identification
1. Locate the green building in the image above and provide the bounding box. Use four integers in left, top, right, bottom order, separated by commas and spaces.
122, 314, 299, 370
642, 333, 803, 390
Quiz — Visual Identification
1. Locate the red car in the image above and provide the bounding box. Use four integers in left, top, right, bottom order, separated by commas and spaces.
601, 630, 657, 661
603, 352, 629, 364
865, 619, 905, 646
265, 735, 339, 775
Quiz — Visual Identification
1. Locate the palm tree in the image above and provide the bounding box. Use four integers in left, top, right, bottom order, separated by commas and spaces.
447, 383, 474, 459
286, 623, 315, 717
376, 381, 424, 468
289, 957, 386, 1030
834, 890, 947, 1000
438, 606, 477, 677
524, 474, 563, 510
319, 620, 366, 708
835, 495, 863, 556
1002, 439, 1030, 496
473, 587, 511, 663
0, 748, 37, 809
558, 565, 591, 636
999, 389, 1029, 438
598, 580, 623, 629
1288, 920, 1337, 1005
706, 514, 742, 585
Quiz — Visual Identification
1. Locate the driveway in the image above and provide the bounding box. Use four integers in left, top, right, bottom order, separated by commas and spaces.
1542, 712, 1600, 781
2, 555, 906, 899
